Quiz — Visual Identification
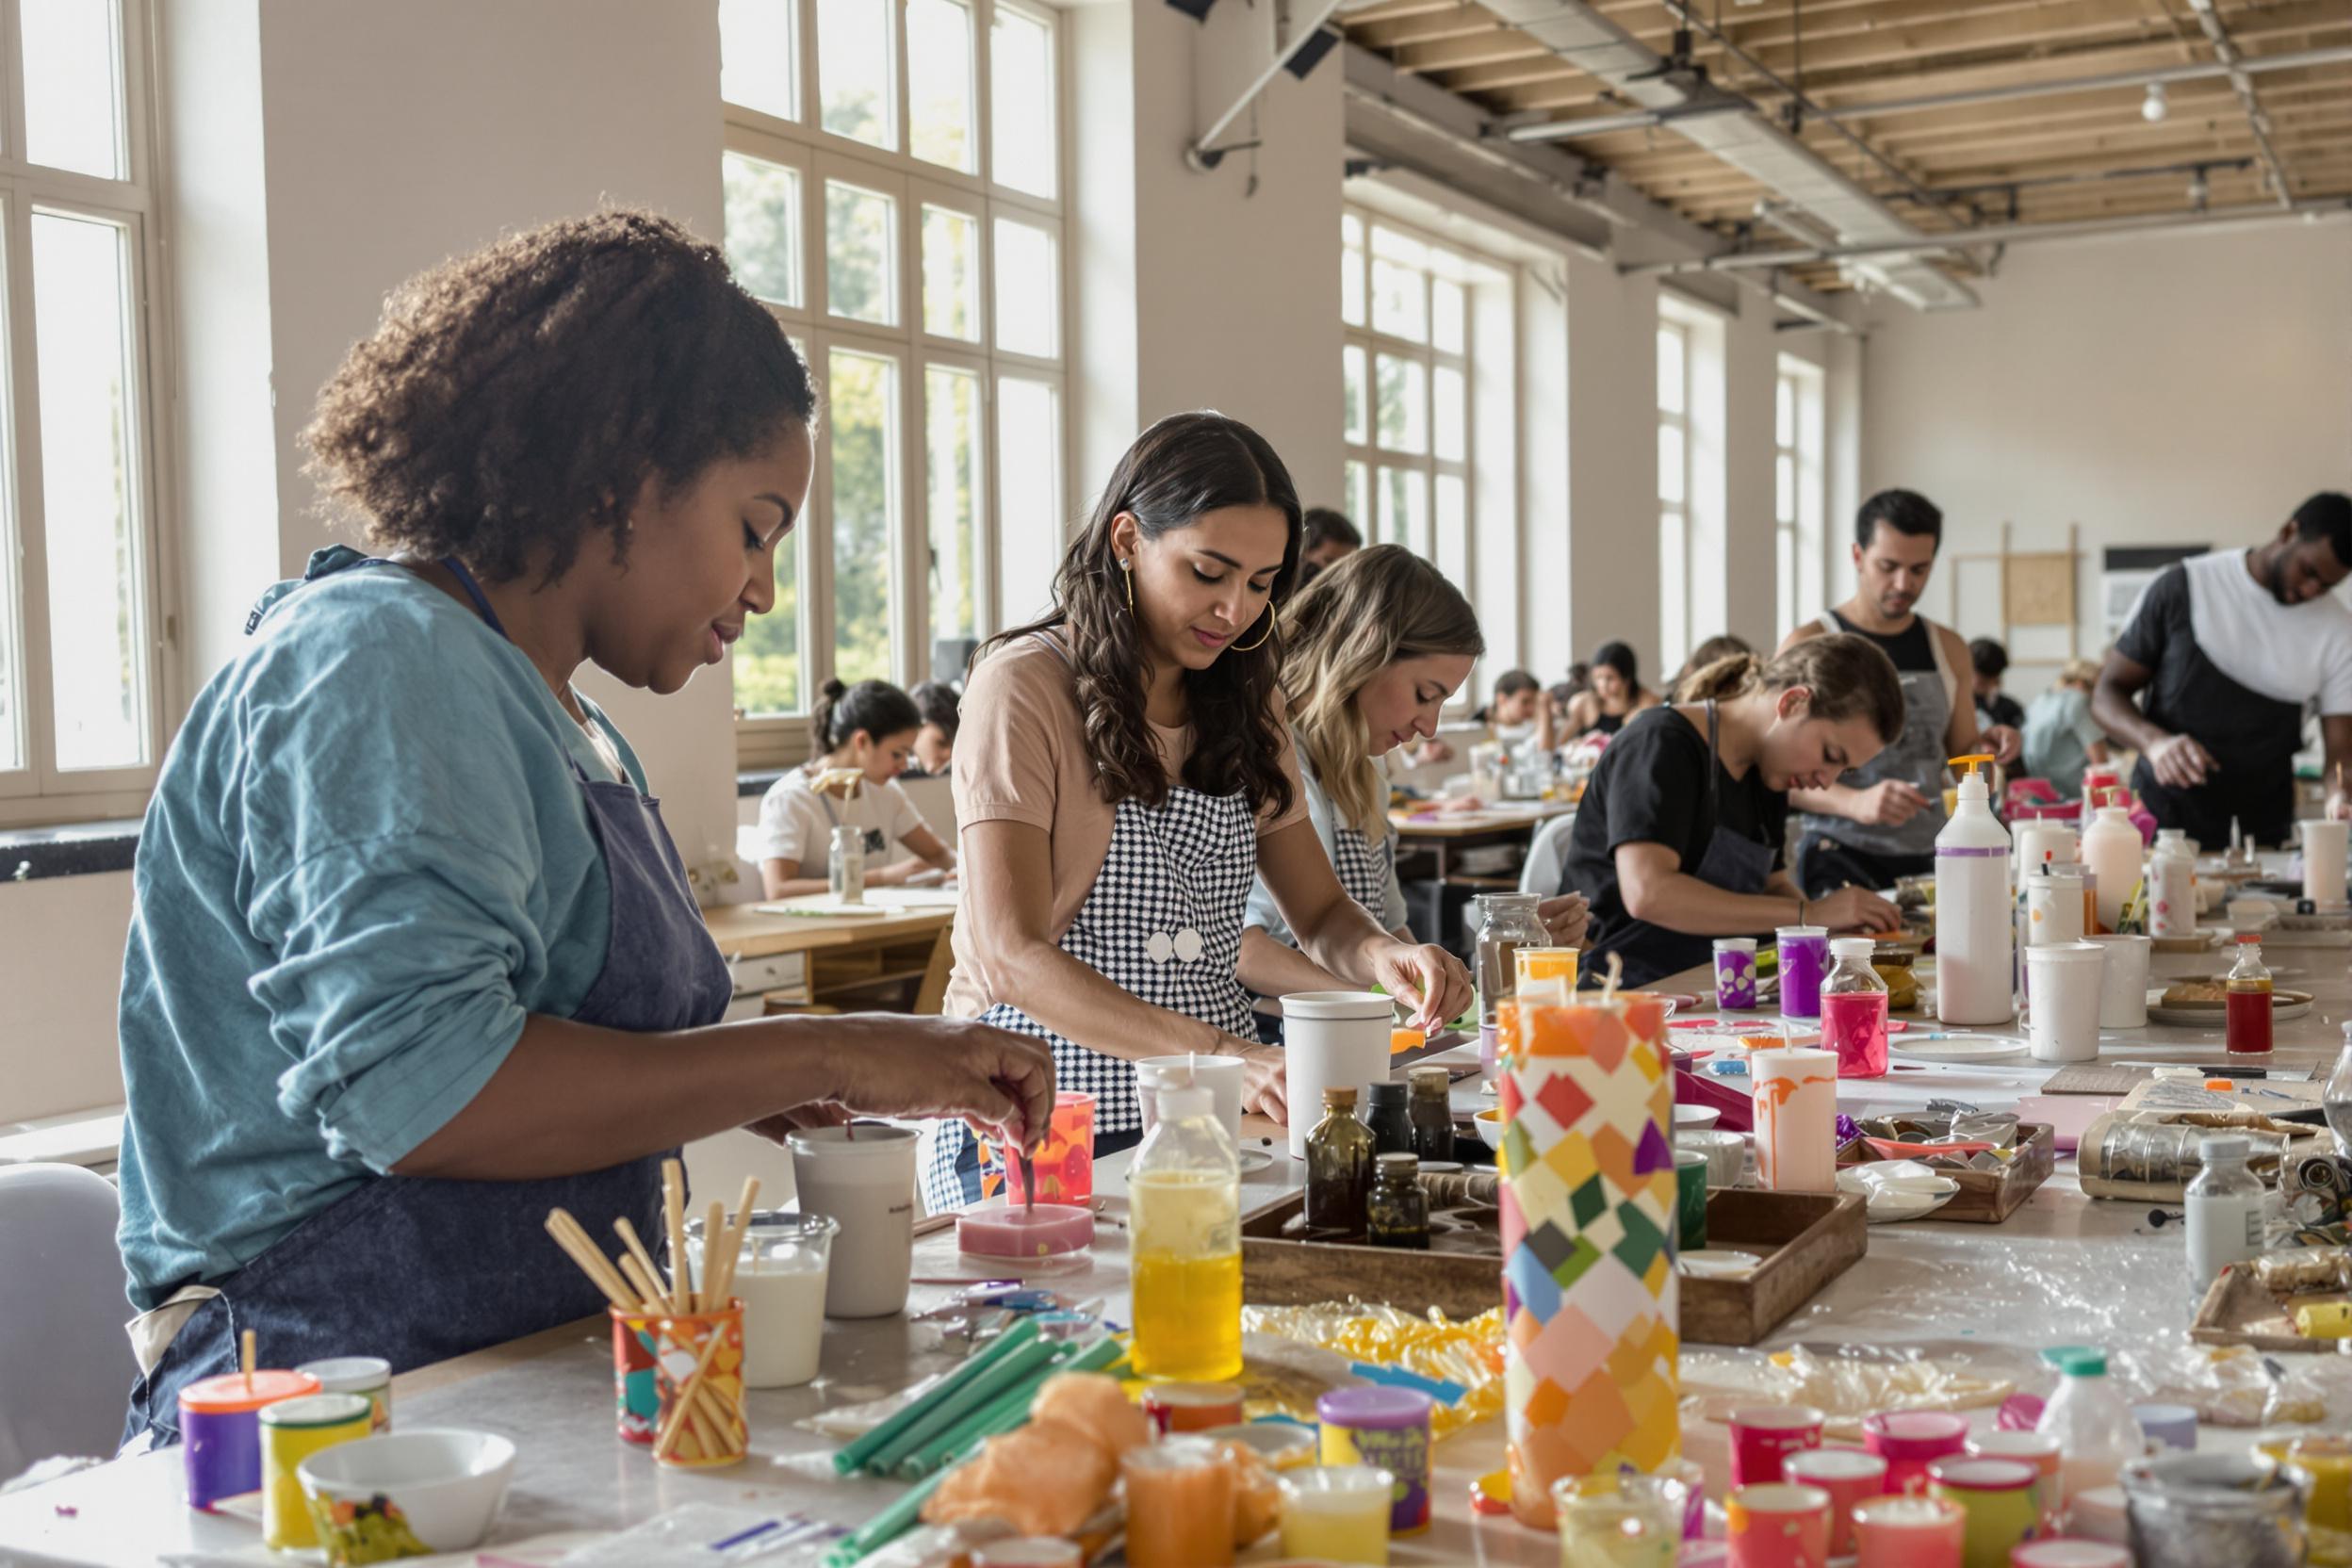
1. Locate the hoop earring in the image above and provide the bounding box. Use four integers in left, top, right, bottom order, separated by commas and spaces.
1232, 609, 1276, 653
1120, 557, 1135, 614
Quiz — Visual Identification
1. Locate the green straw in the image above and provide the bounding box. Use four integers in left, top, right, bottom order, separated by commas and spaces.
830, 1317, 1038, 1477
858, 1337, 1061, 1476
895, 1334, 1130, 1478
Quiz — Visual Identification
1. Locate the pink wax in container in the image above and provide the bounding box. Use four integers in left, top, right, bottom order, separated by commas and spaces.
956, 1200, 1095, 1270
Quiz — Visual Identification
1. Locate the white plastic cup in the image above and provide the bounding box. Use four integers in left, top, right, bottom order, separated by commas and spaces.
1136, 1055, 1245, 1146
2025, 942, 2105, 1063
785, 1122, 919, 1318
2302, 819, 2349, 906
2085, 934, 2151, 1028
1279, 990, 1395, 1159
1750, 1047, 1838, 1194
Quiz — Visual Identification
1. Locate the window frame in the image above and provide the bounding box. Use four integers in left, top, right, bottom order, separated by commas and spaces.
724, 0, 1069, 769
1774, 353, 1826, 645
0, 0, 180, 828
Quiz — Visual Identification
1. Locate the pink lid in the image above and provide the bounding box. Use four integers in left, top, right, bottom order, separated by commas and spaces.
1864, 1410, 1970, 1456
1927, 1456, 2037, 1493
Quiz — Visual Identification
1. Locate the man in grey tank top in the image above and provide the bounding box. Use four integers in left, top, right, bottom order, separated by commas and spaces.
1778, 490, 2022, 898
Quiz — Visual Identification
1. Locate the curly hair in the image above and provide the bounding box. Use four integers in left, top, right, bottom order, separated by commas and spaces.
302, 209, 816, 585
990, 411, 1300, 820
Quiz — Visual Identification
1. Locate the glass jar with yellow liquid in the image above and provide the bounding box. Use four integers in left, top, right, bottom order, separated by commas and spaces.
1129, 1084, 1243, 1382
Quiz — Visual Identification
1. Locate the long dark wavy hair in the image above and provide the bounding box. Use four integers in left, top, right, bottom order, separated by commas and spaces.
989, 411, 1301, 818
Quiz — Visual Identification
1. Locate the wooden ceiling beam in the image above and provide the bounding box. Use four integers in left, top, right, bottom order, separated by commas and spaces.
1388, 28, 1563, 74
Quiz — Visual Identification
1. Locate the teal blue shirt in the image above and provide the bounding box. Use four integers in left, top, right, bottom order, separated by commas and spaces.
116, 548, 645, 1312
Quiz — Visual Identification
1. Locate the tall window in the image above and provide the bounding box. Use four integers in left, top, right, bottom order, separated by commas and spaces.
1774, 356, 1826, 643
1656, 318, 1692, 675
0, 0, 167, 825
721, 0, 1066, 761
1340, 209, 1486, 593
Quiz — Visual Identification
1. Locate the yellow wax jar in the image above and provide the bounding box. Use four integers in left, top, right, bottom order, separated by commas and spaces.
2260, 1430, 2352, 1565
1281, 1465, 1396, 1564
1515, 947, 1580, 1004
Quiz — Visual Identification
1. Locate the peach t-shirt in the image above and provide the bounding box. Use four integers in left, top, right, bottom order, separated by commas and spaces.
944, 631, 1308, 1019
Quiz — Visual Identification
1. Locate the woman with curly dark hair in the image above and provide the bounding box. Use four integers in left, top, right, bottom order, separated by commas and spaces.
925, 412, 1472, 1208
112, 211, 1052, 1446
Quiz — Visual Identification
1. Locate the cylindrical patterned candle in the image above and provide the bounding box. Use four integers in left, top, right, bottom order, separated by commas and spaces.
1499, 990, 1680, 1530
1714, 939, 1758, 1010
1853, 1494, 1965, 1568
1751, 1049, 1838, 1193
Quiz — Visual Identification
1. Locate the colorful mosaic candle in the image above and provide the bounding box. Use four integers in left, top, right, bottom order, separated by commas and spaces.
1497, 989, 1681, 1530
987, 1090, 1097, 1203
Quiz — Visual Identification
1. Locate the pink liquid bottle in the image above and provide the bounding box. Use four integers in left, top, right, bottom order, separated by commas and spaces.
1821, 936, 1889, 1078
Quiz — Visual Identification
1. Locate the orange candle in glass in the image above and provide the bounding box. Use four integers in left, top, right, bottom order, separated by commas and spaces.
1121, 1436, 1235, 1568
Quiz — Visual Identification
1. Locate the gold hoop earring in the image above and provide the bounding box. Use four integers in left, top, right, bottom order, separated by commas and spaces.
1120, 558, 1135, 613
1232, 609, 1276, 653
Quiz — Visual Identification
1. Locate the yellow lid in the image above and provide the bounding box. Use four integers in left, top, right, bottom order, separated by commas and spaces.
1949, 753, 1995, 777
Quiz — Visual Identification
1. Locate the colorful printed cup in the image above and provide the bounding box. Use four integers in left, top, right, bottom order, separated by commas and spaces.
654, 1298, 746, 1468
1854, 1494, 1965, 1567
1554, 1473, 1687, 1567
1925, 1456, 2040, 1568
610, 1303, 662, 1444
1785, 1446, 1888, 1558
1731, 1406, 1825, 1489
1674, 1150, 1709, 1252
1726, 1481, 1831, 1567
1776, 927, 1830, 1020
1715, 939, 1759, 1010
1864, 1410, 1971, 1497
1968, 1429, 2063, 1537
992, 1091, 1097, 1203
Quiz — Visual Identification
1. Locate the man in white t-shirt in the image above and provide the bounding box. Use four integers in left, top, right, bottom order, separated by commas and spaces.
2094, 492, 2352, 848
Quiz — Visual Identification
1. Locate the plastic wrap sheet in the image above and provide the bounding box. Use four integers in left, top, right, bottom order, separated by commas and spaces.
1679, 1344, 2014, 1438
1240, 1300, 1506, 1438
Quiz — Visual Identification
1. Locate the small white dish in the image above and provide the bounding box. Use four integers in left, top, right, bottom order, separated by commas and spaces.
1838, 1160, 1962, 1224
1472, 1108, 1506, 1151
1674, 1104, 1723, 1132
1887, 1036, 2031, 1064
300, 1429, 515, 1560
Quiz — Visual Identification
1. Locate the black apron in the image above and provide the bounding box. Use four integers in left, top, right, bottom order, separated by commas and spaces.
124, 557, 734, 1445
2132, 633, 2303, 848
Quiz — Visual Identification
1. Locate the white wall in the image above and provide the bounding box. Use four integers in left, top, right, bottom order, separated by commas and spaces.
1861, 218, 2352, 693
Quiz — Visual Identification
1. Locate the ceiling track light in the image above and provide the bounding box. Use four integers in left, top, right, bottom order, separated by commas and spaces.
2142, 81, 2169, 122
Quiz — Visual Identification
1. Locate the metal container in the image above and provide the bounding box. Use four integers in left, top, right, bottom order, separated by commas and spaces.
2122, 1451, 2309, 1568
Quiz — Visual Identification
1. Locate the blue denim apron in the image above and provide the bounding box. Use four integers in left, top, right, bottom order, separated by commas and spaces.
123, 557, 733, 1445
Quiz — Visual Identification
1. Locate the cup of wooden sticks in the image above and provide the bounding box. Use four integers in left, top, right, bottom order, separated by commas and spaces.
545, 1160, 764, 1464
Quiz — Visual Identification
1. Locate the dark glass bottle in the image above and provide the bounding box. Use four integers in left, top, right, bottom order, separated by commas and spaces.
1407, 1066, 1455, 1164
1367, 1152, 1430, 1250
1364, 1080, 1415, 1156
1304, 1085, 1373, 1240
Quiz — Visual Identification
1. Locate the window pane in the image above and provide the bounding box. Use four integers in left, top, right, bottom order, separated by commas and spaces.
720, 0, 798, 120
998, 376, 1061, 623
1431, 277, 1465, 355
826, 180, 897, 325
1371, 258, 1426, 343
1658, 421, 1686, 505
23, 0, 122, 180
1775, 452, 1795, 524
724, 151, 803, 308
1658, 509, 1687, 675
828, 349, 898, 685
990, 7, 1057, 198
737, 530, 803, 714
907, 0, 977, 172
1341, 217, 1365, 329
1375, 353, 1426, 455
993, 218, 1057, 358
1344, 460, 1368, 531
1776, 375, 1796, 448
36, 211, 146, 771
1776, 526, 1796, 645
922, 204, 981, 341
819, 0, 896, 149
0, 227, 15, 770
1432, 365, 1465, 463
926, 366, 983, 646
1342, 345, 1367, 446
1378, 466, 1428, 556
1657, 325, 1685, 415
1434, 474, 1467, 589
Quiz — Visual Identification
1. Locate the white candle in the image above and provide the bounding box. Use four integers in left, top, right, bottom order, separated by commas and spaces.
1751, 1048, 1838, 1193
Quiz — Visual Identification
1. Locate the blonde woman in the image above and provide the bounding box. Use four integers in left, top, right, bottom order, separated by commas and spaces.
1237, 546, 1587, 1024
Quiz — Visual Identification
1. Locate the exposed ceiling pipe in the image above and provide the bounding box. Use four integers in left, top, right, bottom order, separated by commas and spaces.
1881, 156, 2255, 204
2181, 0, 2294, 208
1185, 0, 1348, 171
1624, 196, 2352, 273
1501, 43, 2352, 141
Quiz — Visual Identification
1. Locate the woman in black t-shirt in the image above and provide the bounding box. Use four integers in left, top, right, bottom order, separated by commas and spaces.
1562, 636, 1908, 988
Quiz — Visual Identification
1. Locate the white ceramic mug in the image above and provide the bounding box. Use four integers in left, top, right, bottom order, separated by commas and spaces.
2085, 934, 2151, 1028
1279, 990, 1395, 1159
1676, 1128, 1747, 1188
2302, 819, 2350, 907
2025, 942, 2105, 1063
785, 1122, 918, 1318
1136, 1055, 1246, 1146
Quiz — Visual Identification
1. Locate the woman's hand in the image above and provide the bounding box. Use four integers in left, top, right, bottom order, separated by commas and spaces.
1221, 1037, 1291, 1127
1538, 892, 1591, 948
1810, 886, 1901, 935
1372, 942, 1474, 1032
822, 1016, 1056, 1151
744, 1102, 853, 1144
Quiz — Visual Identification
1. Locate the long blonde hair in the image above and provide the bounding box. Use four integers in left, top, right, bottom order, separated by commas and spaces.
1680, 633, 1906, 741
1280, 546, 1484, 834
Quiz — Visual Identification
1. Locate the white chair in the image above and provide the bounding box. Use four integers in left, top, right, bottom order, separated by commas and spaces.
1519, 811, 1578, 899
0, 1163, 138, 1479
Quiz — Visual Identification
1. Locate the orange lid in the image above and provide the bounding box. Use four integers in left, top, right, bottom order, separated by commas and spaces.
2205, 1079, 2235, 1092
179, 1368, 321, 1413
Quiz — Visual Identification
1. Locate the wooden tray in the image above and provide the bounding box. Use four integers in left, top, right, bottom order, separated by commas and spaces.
1837, 1124, 2056, 1224
2190, 1260, 2345, 1353
1238, 1187, 1866, 1347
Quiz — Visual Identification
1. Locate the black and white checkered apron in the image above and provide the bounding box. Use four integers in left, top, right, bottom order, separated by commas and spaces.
920, 781, 1262, 1212
1330, 821, 1392, 923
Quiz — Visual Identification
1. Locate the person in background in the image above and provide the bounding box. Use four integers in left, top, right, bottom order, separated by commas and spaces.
1969, 638, 2027, 731
908, 680, 961, 776
2094, 492, 2352, 848
1563, 641, 1664, 738
1564, 637, 1904, 988
1475, 668, 1543, 731
1238, 547, 1588, 1034
2022, 658, 2112, 792
1780, 489, 2020, 896
753, 678, 957, 898
1673, 635, 1754, 703
1300, 506, 1363, 579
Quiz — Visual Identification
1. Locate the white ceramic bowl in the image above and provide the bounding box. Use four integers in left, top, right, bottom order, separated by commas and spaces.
298, 1429, 515, 1560
1473, 1107, 1506, 1151
1674, 1103, 1723, 1132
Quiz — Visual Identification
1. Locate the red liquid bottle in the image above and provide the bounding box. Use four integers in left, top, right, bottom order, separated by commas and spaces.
2224, 935, 2274, 1056
1821, 937, 1890, 1078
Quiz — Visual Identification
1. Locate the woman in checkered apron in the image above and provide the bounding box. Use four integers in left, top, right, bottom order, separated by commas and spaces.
1238, 546, 1591, 1041
925, 414, 1475, 1210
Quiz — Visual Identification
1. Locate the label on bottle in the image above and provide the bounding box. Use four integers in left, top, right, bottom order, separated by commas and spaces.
2185, 1192, 2262, 1289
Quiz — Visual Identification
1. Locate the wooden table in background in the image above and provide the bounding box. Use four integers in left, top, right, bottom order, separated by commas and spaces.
1389, 799, 1575, 884
705, 897, 957, 1015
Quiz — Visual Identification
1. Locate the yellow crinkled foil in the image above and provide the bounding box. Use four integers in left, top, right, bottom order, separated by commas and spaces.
1240, 1300, 1507, 1438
